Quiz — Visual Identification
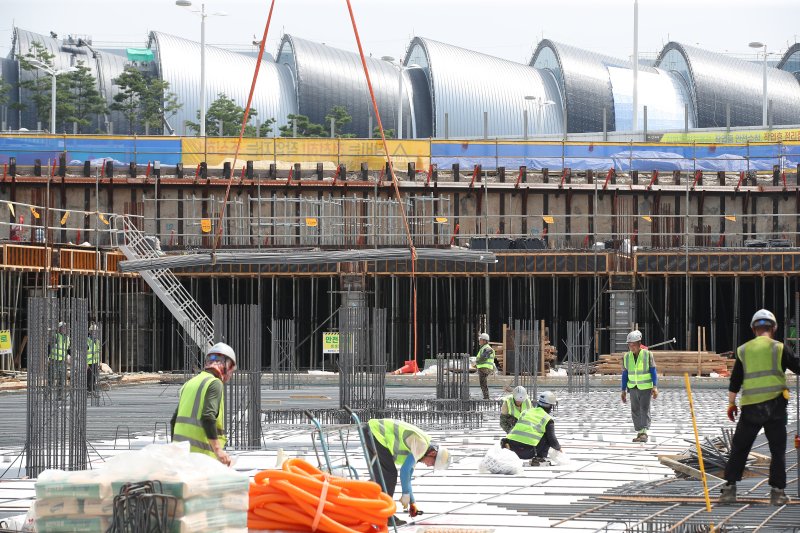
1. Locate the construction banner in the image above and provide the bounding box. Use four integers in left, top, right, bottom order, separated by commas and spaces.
322, 332, 339, 354
0, 330, 11, 356
658, 128, 800, 144
338, 139, 430, 169
182, 137, 276, 168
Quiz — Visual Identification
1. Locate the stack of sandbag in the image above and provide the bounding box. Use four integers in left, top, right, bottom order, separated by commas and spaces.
33, 443, 248, 532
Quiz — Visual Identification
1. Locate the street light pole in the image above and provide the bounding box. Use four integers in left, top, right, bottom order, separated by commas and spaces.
27, 59, 76, 133
749, 41, 768, 127
381, 56, 405, 139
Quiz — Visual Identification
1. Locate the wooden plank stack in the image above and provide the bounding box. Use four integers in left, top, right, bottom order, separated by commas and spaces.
497, 322, 557, 376
594, 350, 734, 376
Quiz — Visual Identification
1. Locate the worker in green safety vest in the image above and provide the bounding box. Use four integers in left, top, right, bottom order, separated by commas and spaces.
170, 342, 237, 465
48, 321, 70, 395
364, 418, 452, 521
720, 309, 800, 506
621, 329, 659, 443
500, 385, 532, 433
86, 322, 100, 394
501, 391, 562, 466
475, 332, 495, 400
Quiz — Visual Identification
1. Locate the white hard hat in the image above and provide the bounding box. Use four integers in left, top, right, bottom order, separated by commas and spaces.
512, 386, 527, 403
750, 309, 777, 328
478, 332, 490, 342
432, 445, 452, 471
537, 391, 558, 408
207, 342, 236, 366
89, 322, 99, 332
626, 330, 643, 343
58, 321, 66, 328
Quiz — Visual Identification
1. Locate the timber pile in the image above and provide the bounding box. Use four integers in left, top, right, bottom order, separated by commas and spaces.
594, 350, 734, 376
498, 323, 557, 376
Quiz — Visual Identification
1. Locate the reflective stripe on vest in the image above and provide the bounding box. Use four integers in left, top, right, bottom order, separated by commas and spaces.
737, 337, 786, 406
476, 344, 496, 370
368, 418, 431, 467
173, 372, 226, 458
87, 338, 100, 365
624, 349, 653, 390
507, 406, 551, 447
504, 395, 532, 419
50, 333, 70, 361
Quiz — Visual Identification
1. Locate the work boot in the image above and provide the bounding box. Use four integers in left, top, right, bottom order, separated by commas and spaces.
529, 457, 549, 467
770, 487, 790, 506
632, 433, 647, 443
719, 483, 737, 504
391, 516, 407, 526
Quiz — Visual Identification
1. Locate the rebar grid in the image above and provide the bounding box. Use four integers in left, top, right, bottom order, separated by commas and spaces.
566, 321, 591, 393
436, 353, 470, 402
213, 304, 262, 449
338, 307, 387, 411
271, 318, 296, 390
259, 408, 486, 431
510, 319, 539, 397
25, 297, 89, 477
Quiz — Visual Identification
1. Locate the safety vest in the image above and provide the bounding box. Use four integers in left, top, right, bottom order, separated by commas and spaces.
87, 338, 100, 365
507, 406, 551, 447
624, 349, 653, 390
49, 333, 70, 361
737, 336, 786, 406
504, 395, 532, 419
173, 372, 226, 458
368, 419, 431, 467
476, 344, 496, 370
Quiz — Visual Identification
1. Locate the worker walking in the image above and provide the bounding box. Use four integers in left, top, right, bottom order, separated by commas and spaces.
720, 309, 800, 505
475, 332, 495, 400
171, 342, 236, 466
364, 418, 452, 521
500, 385, 532, 433
501, 391, 562, 466
86, 322, 100, 396
48, 321, 70, 398
621, 330, 658, 442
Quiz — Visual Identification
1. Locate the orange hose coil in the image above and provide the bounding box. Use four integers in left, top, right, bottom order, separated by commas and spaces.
248, 458, 395, 532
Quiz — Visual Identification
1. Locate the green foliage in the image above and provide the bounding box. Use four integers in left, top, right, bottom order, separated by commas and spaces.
0, 78, 11, 108
17, 41, 56, 127
109, 66, 146, 133
62, 61, 105, 133
372, 127, 395, 139
185, 93, 261, 137
259, 117, 276, 137
324, 105, 352, 137
110, 65, 182, 134
279, 106, 355, 138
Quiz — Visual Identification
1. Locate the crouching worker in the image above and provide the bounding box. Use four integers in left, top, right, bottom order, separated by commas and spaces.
501, 391, 562, 466
364, 418, 452, 523
500, 385, 532, 433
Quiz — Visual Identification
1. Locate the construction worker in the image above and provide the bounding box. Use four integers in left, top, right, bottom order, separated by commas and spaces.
621, 329, 658, 442
720, 309, 800, 505
86, 322, 100, 395
500, 385, 532, 433
170, 342, 236, 466
501, 391, 562, 466
364, 418, 452, 521
48, 321, 70, 396
475, 332, 495, 400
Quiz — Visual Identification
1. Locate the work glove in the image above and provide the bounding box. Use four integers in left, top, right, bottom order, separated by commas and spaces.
400, 493, 411, 509
651, 387, 658, 400
727, 403, 738, 422
409, 503, 424, 517
620, 390, 627, 404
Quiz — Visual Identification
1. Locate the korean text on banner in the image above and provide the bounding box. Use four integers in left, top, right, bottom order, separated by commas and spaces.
0, 330, 12, 356
322, 332, 339, 354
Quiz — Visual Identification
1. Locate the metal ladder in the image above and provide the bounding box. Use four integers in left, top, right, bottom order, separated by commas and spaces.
113, 216, 213, 350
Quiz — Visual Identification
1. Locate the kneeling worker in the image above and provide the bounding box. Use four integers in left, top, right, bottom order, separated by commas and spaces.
501, 391, 562, 466
365, 418, 452, 519
500, 385, 532, 433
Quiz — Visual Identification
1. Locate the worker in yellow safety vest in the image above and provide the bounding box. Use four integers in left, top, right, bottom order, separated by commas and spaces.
475, 332, 495, 400
621, 329, 659, 443
48, 321, 70, 395
501, 391, 562, 466
86, 322, 100, 394
171, 342, 237, 465
720, 309, 800, 506
500, 385, 532, 433
364, 418, 452, 522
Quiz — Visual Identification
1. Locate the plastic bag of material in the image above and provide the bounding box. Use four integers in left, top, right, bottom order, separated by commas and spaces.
173, 508, 248, 532
478, 444, 524, 475
548, 448, 571, 466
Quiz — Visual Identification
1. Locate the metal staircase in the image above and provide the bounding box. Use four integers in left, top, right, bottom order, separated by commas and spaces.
113, 215, 213, 350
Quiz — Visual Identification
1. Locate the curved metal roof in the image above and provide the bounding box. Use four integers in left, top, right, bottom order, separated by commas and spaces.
150, 32, 296, 136
405, 37, 563, 139
655, 42, 800, 128
778, 43, 800, 75
276, 35, 407, 137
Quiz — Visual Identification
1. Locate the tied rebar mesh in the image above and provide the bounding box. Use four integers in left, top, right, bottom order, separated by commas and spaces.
181, 318, 205, 383
271, 318, 296, 390
213, 304, 262, 450
435, 353, 470, 402
566, 321, 591, 393
25, 297, 89, 477
511, 320, 539, 399
338, 307, 387, 411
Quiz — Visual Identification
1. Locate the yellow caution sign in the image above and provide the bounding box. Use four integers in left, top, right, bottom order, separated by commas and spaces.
60, 211, 70, 225
435, 217, 448, 224
305, 217, 318, 228
98, 213, 110, 225
642, 215, 652, 222
201, 219, 212, 233
725, 215, 737, 222
0, 330, 11, 356
542, 215, 554, 224
322, 332, 339, 354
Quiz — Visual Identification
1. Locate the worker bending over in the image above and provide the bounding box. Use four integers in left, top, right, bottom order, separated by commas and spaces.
720, 309, 800, 505
475, 332, 495, 400
621, 329, 658, 442
500, 386, 532, 434
364, 418, 452, 521
171, 342, 237, 466
501, 391, 562, 466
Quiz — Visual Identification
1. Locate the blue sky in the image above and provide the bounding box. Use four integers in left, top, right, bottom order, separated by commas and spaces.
2, 0, 798, 63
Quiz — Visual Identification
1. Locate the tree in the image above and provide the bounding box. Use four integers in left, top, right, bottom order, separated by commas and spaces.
324, 105, 352, 137
185, 93, 258, 136
0, 78, 10, 128
17, 41, 56, 128
62, 61, 106, 133
279, 113, 326, 137
110, 66, 146, 133
110, 65, 182, 134
259, 117, 276, 137
141, 78, 182, 134
372, 127, 395, 139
